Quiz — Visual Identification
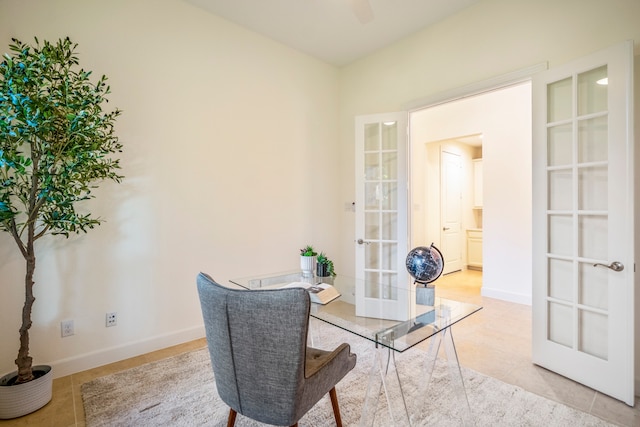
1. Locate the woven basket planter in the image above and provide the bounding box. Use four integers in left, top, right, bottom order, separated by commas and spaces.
0, 365, 53, 419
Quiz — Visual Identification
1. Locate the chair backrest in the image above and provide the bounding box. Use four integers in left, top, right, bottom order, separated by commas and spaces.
196, 273, 311, 425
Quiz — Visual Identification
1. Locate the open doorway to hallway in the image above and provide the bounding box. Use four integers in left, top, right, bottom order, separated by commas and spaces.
409, 81, 533, 305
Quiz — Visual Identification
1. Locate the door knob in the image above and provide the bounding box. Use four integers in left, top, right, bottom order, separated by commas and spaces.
356, 239, 370, 245
593, 261, 624, 272
443, 227, 450, 231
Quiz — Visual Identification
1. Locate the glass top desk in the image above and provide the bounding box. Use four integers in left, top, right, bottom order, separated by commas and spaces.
230, 270, 482, 426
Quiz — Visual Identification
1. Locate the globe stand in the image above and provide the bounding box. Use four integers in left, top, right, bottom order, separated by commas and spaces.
415, 283, 435, 306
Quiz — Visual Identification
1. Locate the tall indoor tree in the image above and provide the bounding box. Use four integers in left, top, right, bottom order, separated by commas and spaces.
0, 37, 123, 384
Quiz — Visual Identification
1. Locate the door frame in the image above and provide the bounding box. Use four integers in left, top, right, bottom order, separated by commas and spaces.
407, 66, 542, 305
404, 63, 548, 112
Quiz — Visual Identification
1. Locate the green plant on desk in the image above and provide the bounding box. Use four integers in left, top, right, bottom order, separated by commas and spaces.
317, 252, 336, 277
300, 245, 317, 256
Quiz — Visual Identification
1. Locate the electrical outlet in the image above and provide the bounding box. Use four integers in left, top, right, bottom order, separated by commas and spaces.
106, 312, 117, 327
61, 320, 74, 337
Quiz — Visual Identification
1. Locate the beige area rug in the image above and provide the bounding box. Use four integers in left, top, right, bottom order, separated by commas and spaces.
82, 321, 614, 427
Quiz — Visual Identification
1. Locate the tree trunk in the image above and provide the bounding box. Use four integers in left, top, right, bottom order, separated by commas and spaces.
15, 250, 35, 384
13, 142, 42, 384
15, 234, 36, 383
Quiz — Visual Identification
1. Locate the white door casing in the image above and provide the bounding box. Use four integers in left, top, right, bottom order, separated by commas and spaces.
355, 113, 411, 321
532, 41, 634, 405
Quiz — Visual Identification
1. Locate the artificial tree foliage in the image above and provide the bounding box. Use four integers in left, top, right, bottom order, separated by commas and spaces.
0, 37, 123, 384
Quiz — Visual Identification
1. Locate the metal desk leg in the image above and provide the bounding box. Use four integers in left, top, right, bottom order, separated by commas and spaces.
442, 328, 473, 426
415, 328, 473, 426
307, 317, 321, 347
359, 343, 411, 426
420, 328, 443, 388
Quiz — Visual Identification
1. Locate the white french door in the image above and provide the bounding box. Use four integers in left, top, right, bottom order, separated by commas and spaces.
532, 41, 634, 405
355, 112, 411, 321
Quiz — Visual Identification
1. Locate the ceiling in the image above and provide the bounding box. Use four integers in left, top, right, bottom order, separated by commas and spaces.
183, 0, 482, 66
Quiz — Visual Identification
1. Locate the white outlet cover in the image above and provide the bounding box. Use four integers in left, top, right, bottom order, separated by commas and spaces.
61, 320, 74, 337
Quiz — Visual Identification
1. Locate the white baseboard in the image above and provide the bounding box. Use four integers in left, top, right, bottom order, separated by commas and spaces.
49, 325, 206, 379
481, 287, 532, 306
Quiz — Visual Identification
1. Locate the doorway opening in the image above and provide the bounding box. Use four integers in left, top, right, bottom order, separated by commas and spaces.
426, 135, 483, 275
408, 81, 532, 304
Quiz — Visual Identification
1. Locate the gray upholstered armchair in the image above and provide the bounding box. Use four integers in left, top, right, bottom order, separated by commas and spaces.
196, 273, 357, 427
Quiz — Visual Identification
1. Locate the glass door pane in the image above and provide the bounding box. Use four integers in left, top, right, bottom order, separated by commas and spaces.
545, 65, 610, 360
364, 121, 399, 298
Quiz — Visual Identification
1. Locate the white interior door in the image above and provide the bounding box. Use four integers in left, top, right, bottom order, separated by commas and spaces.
441, 149, 463, 274
532, 41, 634, 405
355, 113, 411, 321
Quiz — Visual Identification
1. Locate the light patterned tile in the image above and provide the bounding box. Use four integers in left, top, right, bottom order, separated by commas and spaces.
590, 393, 639, 426
503, 360, 596, 413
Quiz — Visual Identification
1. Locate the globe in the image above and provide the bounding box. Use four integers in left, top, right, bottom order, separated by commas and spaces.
406, 244, 444, 284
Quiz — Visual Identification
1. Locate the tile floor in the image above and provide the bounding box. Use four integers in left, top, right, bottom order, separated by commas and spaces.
433, 270, 639, 427
0, 269, 638, 426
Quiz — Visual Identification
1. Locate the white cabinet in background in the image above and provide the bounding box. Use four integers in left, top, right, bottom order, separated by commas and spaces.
473, 159, 483, 208
467, 229, 483, 270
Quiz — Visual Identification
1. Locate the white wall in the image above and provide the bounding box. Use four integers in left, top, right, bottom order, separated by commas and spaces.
0, 0, 341, 378
411, 83, 532, 304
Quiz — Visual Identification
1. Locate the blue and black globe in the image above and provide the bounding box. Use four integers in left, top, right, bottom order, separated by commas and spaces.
406, 244, 444, 284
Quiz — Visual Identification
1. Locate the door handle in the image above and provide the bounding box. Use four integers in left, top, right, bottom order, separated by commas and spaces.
356, 239, 371, 245
443, 227, 450, 231
593, 261, 624, 272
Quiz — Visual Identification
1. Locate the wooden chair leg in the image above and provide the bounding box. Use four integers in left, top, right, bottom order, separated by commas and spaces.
227, 408, 237, 427
329, 387, 343, 427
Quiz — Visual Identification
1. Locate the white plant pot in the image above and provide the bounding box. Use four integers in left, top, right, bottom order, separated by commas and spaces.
0, 365, 53, 419
300, 255, 316, 278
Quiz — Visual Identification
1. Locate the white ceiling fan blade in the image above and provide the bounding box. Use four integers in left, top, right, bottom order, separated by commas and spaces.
349, 0, 374, 24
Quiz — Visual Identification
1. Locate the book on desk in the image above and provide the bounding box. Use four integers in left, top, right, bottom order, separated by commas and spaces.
281, 282, 341, 305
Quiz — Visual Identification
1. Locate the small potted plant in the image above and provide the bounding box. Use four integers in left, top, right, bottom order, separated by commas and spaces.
300, 245, 317, 278
316, 252, 336, 280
